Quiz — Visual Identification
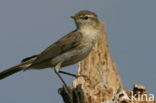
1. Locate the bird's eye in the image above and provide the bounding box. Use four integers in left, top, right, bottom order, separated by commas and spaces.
83, 16, 88, 20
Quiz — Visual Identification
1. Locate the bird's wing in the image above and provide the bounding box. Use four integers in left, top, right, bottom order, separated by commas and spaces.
32, 30, 83, 65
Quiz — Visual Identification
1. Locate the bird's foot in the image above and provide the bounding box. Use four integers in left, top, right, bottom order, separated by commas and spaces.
75, 74, 90, 81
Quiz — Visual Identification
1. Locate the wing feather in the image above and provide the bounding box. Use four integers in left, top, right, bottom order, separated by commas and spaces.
32, 30, 83, 65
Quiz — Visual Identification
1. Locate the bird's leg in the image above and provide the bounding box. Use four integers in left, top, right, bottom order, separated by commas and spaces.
59, 70, 89, 80
59, 70, 77, 77
54, 62, 68, 88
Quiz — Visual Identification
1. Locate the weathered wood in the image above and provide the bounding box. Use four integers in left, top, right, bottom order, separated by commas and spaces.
59, 85, 86, 103
59, 22, 155, 103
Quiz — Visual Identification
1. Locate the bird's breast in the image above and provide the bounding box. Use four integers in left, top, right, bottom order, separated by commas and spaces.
80, 27, 100, 45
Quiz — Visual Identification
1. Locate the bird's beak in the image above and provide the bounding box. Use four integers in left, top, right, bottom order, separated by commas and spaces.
71, 16, 77, 20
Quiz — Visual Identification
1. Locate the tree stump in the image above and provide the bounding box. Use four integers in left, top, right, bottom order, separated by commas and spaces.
59, 22, 155, 103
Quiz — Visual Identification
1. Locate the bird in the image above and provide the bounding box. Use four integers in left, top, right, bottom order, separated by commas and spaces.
0, 10, 101, 86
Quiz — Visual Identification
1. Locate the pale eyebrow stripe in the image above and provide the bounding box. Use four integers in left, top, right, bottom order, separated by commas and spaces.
79, 15, 95, 18
85, 15, 95, 18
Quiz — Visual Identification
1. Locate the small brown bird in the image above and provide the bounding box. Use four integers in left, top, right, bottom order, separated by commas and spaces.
0, 10, 101, 86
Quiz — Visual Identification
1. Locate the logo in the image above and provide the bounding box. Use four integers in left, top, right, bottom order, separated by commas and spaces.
121, 91, 155, 102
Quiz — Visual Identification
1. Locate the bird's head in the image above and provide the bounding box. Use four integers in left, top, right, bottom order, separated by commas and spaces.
71, 10, 100, 29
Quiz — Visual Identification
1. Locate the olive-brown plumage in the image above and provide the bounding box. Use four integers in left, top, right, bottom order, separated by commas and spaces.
0, 10, 101, 84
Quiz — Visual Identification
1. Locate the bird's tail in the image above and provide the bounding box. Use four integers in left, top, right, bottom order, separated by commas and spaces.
0, 65, 23, 80
0, 55, 37, 80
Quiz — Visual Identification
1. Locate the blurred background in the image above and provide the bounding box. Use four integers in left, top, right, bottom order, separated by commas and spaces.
0, 0, 155, 103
